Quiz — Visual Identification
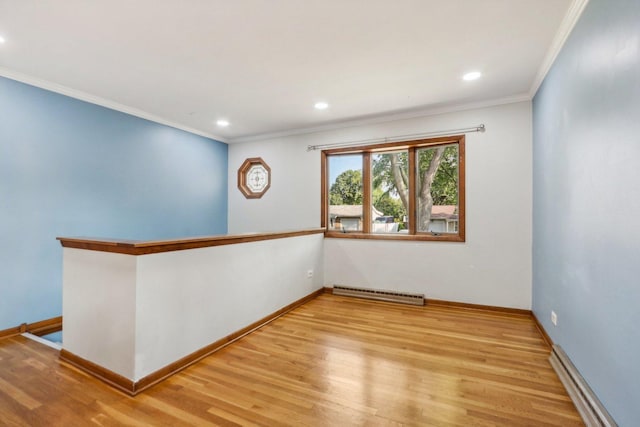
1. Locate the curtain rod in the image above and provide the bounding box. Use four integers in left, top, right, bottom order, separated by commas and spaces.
306, 124, 485, 151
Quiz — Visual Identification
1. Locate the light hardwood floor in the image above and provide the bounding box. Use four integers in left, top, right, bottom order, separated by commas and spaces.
0, 294, 583, 426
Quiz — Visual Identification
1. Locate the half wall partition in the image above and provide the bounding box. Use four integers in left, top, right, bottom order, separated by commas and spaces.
58, 229, 324, 394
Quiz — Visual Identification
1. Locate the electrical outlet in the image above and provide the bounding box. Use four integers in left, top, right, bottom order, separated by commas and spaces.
307, 270, 314, 279
551, 311, 558, 326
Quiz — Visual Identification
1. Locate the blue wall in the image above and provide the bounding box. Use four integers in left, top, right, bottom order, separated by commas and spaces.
0, 76, 228, 331
532, 0, 640, 425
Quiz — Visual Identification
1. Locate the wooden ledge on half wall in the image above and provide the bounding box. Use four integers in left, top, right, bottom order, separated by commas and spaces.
57, 228, 325, 255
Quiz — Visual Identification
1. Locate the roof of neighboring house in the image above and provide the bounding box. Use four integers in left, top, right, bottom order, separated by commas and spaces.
329, 205, 383, 219
329, 205, 458, 220
430, 205, 458, 220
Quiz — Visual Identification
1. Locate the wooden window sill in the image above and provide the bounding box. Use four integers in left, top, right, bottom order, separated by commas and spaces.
324, 231, 465, 242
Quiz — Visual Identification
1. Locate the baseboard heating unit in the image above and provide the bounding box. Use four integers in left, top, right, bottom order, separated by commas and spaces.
332, 285, 424, 306
549, 345, 617, 427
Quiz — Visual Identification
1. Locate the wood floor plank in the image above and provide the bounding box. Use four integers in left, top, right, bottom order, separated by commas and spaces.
0, 376, 42, 410
0, 294, 583, 426
91, 401, 155, 427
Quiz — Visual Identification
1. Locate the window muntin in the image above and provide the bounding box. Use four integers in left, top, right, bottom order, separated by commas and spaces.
321, 136, 465, 242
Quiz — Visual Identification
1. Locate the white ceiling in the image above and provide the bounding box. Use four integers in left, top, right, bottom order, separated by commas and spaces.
0, 0, 579, 143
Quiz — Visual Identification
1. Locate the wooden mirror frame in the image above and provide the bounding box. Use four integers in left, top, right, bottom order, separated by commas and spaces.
238, 157, 271, 199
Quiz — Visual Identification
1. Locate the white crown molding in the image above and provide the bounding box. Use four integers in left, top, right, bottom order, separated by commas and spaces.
1, 2, 586, 146
5, 4, 583, 150
3, 63, 526, 145
229, 94, 531, 144
529, 0, 589, 98
0, 67, 228, 143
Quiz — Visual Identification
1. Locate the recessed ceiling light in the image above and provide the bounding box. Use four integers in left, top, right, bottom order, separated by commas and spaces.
314, 102, 329, 110
462, 71, 482, 81
216, 119, 229, 127
0, 36, 6, 44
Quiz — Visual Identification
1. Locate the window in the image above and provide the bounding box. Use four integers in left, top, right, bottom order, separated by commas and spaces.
321, 136, 465, 242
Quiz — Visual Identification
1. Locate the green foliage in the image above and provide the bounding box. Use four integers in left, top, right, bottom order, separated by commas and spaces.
371, 145, 458, 229
372, 188, 406, 220
329, 169, 363, 205
372, 146, 458, 208
329, 145, 458, 230
372, 152, 408, 197
417, 145, 458, 205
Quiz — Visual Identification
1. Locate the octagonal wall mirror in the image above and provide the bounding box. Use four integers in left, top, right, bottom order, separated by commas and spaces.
237, 157, 271, 199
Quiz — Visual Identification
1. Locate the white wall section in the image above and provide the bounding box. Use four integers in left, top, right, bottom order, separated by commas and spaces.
134, 234, 324, 379
62, 249, 137, 379
229, 102, 533, 309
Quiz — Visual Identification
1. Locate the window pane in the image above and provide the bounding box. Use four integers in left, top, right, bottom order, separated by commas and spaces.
416, 144, 459, 233
371, 151, 408, 233
328, 155, 363, 231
